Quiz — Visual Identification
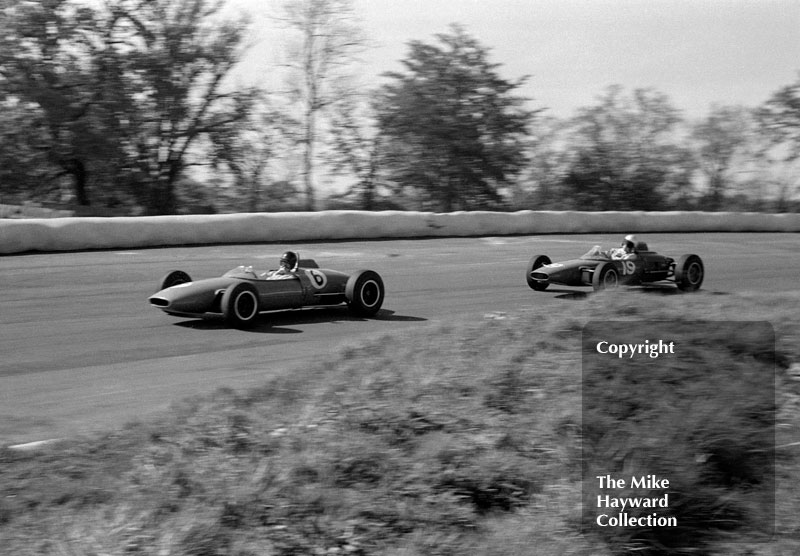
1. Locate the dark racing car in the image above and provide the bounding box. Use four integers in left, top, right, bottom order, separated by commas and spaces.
525, 241, 704, 292
148, 254, 385, 328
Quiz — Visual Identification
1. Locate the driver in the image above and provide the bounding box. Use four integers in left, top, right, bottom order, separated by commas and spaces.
610, 235, 637, 259
265, 251, 299, 279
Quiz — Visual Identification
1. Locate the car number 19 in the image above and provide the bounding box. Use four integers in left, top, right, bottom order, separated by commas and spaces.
620, 261, 636, 275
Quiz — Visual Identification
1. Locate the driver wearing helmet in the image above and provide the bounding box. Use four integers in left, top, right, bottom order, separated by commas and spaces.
610, 235, 638, 260
265, 251, 299, 279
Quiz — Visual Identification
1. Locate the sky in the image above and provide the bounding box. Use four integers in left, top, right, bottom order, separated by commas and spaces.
226, 0, 800, 120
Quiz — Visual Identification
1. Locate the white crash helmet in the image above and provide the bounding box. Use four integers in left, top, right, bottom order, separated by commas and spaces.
623, 234, 637, 250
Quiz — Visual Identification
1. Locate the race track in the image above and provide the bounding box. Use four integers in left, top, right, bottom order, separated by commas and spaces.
1, 233, 797, 446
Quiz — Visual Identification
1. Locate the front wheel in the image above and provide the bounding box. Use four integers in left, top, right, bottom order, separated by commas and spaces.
525, 255, 551, 291
159, 270, 191, 291
346, 270, 385, 317
222, 282, 260, 328
675, 254, 704, 291
592, 262, 620, 291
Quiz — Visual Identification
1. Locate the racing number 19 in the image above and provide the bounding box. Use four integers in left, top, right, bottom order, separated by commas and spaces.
620, 261, 636, 275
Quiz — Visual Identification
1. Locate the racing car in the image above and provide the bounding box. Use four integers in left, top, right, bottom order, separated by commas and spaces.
148, 254, 385, 328
525, 241, 704, 292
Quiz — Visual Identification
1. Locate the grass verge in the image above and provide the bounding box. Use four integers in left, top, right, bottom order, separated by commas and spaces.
1, 291, 799, 555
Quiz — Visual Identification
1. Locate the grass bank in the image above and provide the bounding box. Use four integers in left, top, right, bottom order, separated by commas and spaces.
1, 291, 799, 555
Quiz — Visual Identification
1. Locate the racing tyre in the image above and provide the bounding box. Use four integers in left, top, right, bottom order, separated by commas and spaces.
526, 255, 551, 291
346, 270, 385, 317
160, 270, 191, 290
592, 262, 620, 291
675, 254, 704, 292
222, 282, 260, 328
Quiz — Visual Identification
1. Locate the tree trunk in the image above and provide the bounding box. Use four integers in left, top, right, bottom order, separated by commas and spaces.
360, 180, 374, 210
147, 185, 176, 215
147, 161, 180, 215
303, 98, 316, 211
708, 173, 724, 211
63, 159, 90, 206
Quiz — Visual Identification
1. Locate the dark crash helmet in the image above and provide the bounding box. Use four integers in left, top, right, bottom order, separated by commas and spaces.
280, 251, 299, 271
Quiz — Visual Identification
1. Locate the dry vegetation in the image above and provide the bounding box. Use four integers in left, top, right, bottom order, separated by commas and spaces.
1, 291, 798, 555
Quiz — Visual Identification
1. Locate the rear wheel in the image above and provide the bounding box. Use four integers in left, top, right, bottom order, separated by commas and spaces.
675, 254, 704, 291
346, 270, 385, 316
525, 255, 551, 291
592, 262, 620, 291
159, 270, 191, 291
222, 282, 260, 328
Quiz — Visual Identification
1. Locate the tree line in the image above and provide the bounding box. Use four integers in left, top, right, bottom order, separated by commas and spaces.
1, 0, 798, 215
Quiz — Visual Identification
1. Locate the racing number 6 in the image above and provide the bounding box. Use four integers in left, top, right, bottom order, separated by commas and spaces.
306, 269, 327, 289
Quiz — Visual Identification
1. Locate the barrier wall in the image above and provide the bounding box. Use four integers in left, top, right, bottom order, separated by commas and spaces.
2, 210, 799, 254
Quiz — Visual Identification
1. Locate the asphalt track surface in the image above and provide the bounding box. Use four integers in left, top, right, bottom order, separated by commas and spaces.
2, 233, 797, 447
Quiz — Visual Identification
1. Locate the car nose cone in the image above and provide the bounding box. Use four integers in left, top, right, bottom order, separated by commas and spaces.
149, 296, 170, 307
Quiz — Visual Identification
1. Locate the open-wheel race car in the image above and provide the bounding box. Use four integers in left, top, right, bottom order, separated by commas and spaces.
148, 253, 385, 328
525, 241, 704, 292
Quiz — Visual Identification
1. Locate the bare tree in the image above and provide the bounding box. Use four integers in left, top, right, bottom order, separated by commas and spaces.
563, 86, 694, 210
326, 94, 384, 209
209, 97, 298, 212
758, 73, 800, 162
757, 74, 800, 208
0, 0, 257, 214
0, 0, 122, 206
691, 105, 758, 210
277, 0, 367, 210
517, 115, 574, 209
109, 0, 257, 214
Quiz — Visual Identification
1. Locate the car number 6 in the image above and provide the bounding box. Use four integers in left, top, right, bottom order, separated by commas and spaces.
306, 269, 327, 289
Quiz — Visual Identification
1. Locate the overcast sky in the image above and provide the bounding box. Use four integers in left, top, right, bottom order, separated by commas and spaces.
228, 0, 800, 119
